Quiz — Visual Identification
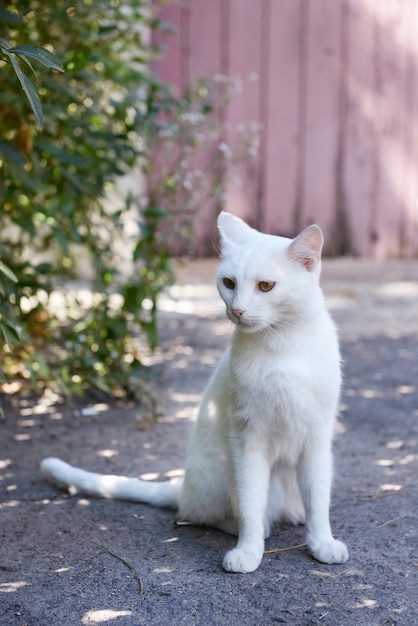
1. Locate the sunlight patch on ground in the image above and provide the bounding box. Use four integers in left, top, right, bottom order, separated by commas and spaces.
139, 472, 159, 481
376, 459, 394, 467
349, 597, 377, 609
165, 468, 184, 478
170, 392, 201, 404
377, 282, 418, 298
1, 382, 21, 394
53, 567, 72, 573
0, 581, 29, 593
380, 484, 402, 492
397, 385, 415, 394
153, 567, 172, 573
386, 440, 404, 450
81, 610, 133, 624
200, 353, 219, 366
18, 418, 36, 428
335, 421, 347, 435
398, 454, 417, 465
359, 388, 384, 399
14, 433, 31, 442
97, 449, 118, 459
161, 283, 220, 316
0, 500, 19, 509
174, 406, 197, 420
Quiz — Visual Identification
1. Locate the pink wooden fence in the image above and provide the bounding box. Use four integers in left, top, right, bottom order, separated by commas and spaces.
152, 0, 418, 258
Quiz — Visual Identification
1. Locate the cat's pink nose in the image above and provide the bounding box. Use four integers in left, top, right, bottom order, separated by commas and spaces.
232, 308, 245, 320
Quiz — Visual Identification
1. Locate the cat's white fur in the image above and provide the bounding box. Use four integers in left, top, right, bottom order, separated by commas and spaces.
41, 212, 348, 573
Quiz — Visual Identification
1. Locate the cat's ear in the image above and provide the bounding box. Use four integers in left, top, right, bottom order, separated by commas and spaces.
217, 212, 254, 249
287, 224, 323, 272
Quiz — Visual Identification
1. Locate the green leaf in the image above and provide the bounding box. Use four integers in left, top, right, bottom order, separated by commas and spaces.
0, 140, 26, 172
31, 352, 50, 378
11, 51, 38, 81
5, 319, 30, 344
52, 227, 69, 255
3, 48, 43, 128
9, 45, 64, 73
0, 36, 13, 53
1, 323, 19, 351
0, 260, 18, 283
0, 7, 23, 23
16, 68, 43, 129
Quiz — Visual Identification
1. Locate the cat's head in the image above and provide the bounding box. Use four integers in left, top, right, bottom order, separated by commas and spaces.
216, 212, 324, 334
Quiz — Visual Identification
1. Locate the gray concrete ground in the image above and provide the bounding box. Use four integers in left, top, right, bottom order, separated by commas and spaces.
1, 257, 418, 626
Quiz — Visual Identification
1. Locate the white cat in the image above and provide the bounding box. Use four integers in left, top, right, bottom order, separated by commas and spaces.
41, 212, 348, 573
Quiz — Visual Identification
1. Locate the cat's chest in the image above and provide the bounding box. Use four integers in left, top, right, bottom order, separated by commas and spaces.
230, 335, 310, 388
231, 344, 299, 404
228, 333, 338, 425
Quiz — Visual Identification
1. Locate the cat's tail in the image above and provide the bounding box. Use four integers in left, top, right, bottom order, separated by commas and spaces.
40, 458, 182, 509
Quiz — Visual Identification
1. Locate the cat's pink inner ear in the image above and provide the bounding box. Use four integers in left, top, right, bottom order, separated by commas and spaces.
287, 225, 323, 272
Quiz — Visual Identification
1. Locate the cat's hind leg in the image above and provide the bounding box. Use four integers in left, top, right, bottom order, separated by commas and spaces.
266, 468, 305, 529
215, 519, 238, 536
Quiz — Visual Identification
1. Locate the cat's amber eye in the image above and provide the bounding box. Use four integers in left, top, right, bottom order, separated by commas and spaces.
258, 281, 276, 293
223, 277, 236, 290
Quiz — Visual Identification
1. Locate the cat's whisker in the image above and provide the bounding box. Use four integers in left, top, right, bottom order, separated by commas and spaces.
265, 319, 296, 338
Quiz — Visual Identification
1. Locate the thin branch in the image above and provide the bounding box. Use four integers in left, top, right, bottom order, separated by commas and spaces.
264, 542, 307, 555
376, 516, 401, 529
77, 534, 144, 595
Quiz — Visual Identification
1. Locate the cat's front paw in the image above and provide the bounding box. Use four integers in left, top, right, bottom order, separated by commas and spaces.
223, 547, 263, 573
309, 538, 349, 564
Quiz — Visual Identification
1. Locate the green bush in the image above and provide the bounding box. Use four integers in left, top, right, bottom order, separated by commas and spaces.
0, 1, 260, 403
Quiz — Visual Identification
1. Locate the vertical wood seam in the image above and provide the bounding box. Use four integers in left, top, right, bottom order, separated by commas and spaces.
258, 0, 271, 230
294, 0, 309, 233
334, 0, 351, 255
181, 4, 191, 88
369, 0, 380, 254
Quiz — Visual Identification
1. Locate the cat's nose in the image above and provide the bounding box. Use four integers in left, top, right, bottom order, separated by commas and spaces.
232, 308, 245, 320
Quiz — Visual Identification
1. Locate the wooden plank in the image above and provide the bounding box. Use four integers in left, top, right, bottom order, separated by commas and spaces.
187, 0, 223, 81
151, 4, 184, 93
224, 0, 263, 227
343, 0, 376, 256
300, 0, 342, 244
151, 0, 418, 257
372, 0, 408, 258
400, 0, 418, 256
187, 0, 224, 253
263, 0, 301, 237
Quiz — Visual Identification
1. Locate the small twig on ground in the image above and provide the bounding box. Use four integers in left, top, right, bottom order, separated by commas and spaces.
375, 516, 401, 529
105, 547, 144, 595
362, 489, 401, 501
264, 542, 307, 554
333, 568, 353, 578
77, 534, 144, 595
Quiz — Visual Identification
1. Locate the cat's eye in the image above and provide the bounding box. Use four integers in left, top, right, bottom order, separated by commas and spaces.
223, 277, 236, 290
258, 281, 276, 293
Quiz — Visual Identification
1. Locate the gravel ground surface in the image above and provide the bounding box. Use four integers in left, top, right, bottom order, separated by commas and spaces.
1, 257, 418, 626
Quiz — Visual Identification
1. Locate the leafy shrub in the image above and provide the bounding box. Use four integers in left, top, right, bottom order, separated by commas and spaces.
0, 1, 260, 402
